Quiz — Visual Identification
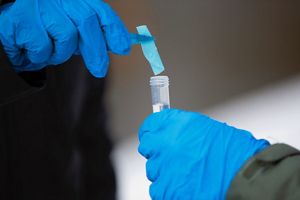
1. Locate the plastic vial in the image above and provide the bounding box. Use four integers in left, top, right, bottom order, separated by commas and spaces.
150, 76, 170, 113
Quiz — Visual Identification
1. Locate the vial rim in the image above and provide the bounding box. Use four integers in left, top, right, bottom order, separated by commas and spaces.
150, 76, 169, 86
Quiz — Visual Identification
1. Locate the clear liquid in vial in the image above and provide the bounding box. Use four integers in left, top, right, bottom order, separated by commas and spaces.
152, 103, 170, 113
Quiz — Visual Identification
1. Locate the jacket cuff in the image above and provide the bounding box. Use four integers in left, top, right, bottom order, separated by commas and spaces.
226, 143, 300, 199
0, 42, 46, 106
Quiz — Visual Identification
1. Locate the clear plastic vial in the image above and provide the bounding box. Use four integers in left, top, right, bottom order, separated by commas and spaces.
150, 76, 170, 113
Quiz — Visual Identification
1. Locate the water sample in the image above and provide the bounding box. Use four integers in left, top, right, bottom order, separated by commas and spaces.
150, 76, 170, 113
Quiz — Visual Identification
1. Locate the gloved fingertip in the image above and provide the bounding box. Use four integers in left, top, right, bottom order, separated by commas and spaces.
138, 132, 161, 160
104, 25, 131, 55
138, 143, 151, 159
138, 109, 175, 141
84, 55, 110, 78
146, 159, 160, 182
47, 28, 78, 65
149, 182, 162, 199
109, 35, 131, 55
139, 112, 161, 133
138, 129, 146, 142
27, 42, 52, 64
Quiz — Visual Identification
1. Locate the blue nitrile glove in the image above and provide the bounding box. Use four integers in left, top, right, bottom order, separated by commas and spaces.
0, 0, 131, 77
138, 109, 270, 200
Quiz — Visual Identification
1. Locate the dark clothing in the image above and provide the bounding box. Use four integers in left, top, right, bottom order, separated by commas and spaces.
227, 144, 300, 200
0, 53, 116, 200
0, 1, 116, 199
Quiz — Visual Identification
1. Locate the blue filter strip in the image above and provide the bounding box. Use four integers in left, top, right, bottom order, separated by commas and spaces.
136, 25, 165, 75
130, 33, 154, 45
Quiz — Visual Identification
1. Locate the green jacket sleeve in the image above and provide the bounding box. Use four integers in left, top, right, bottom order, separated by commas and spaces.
227, 143, 300, 200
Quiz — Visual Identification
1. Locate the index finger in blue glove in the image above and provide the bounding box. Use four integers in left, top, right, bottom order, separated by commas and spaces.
62, 0, 109, 77
83, 0, 131, 55
146, 156, 163, 182
149, 179, 166, 200
138, 132, 161, 159
39, 0, 78, 65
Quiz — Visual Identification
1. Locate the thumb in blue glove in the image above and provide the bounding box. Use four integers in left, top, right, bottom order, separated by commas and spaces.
138, 109, 269, 200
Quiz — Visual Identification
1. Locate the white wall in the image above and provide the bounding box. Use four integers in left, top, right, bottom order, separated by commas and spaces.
113, 74, 300, 200
106, 0, 300, 141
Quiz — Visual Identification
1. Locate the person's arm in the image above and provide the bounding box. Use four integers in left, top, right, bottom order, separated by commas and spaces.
138, 109, 300, 199
138, 109, 269, 199
227, 143, 300, 199
0, 0, 132, 105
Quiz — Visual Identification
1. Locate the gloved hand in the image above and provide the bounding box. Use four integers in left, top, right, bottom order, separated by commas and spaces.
0, 0, 130, 77
138, 109, 269, 200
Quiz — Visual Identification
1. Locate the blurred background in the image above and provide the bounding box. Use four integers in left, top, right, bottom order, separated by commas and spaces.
105, 0, 300, 199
